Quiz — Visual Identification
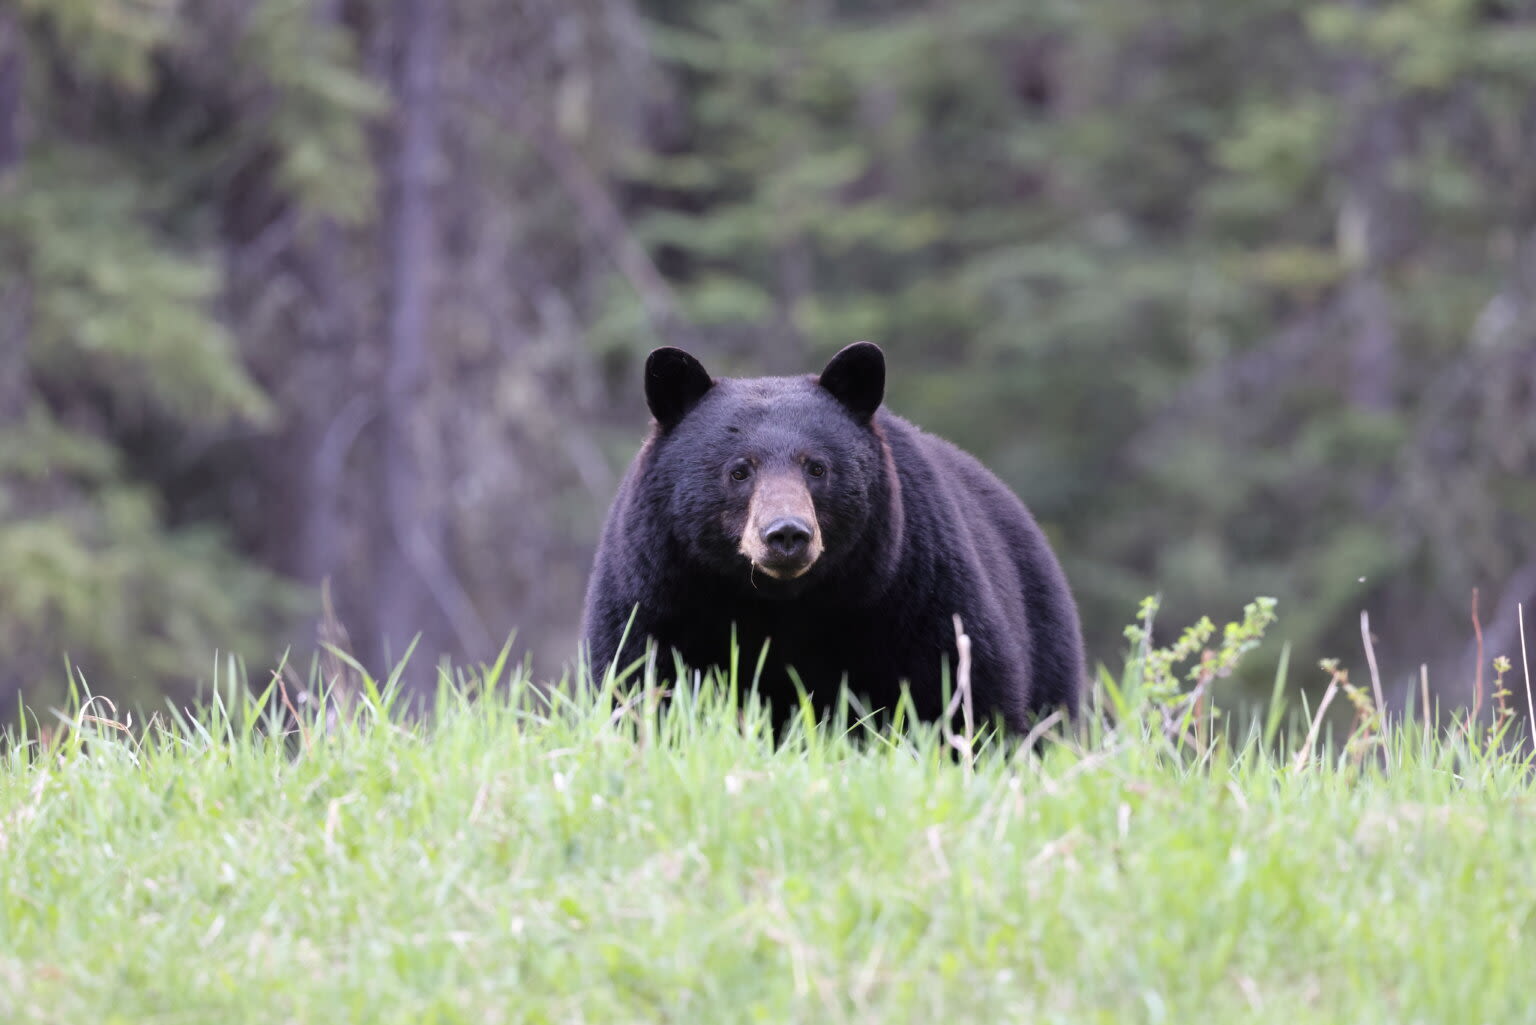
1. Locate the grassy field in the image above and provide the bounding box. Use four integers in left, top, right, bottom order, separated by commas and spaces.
3, 618, 1535, 1024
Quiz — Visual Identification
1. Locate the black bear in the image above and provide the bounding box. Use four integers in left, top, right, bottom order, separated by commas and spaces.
581, 342, 1085, 733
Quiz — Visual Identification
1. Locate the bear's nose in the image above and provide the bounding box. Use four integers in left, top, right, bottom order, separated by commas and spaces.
762, 517, 813, 559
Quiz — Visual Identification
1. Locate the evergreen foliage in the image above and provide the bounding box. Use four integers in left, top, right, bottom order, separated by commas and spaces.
0, 1, 378, 708
4, 0, 1535, 712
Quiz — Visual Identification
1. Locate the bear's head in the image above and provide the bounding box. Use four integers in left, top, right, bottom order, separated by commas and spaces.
642, 342, 888, 597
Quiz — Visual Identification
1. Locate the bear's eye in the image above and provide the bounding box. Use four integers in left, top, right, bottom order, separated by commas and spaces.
729, 463, 751, 482
807, 461, 826, 478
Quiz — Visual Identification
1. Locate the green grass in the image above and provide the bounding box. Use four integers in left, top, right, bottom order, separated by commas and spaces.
3, 636, 1535, 1024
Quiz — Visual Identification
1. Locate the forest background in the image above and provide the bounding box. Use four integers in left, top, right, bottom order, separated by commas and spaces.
3, 0, 1534, 718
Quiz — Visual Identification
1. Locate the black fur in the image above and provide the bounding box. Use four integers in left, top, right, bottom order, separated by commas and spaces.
581, 342, 1086, 732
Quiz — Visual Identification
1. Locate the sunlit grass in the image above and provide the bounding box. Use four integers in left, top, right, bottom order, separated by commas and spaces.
3, 616, 1535, 1024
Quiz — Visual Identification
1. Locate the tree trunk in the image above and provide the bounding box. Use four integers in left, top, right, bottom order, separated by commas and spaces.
375, 0, 441, 686
376, 0, 492, 691
288, 0, 370, 627
292, 5, 359, 591
0, 9, 26, 714
1336, 2, 1402, 415
0, 10, 19, 175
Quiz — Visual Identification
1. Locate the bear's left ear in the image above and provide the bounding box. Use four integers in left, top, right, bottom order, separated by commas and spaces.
818, 342, 885, 424
646, 347, 714, 432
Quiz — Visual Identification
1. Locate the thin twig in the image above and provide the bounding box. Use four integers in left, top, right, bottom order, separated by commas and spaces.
274, 671, 311, 754
1420, 663, 1431, 745
77, 714, 132, 734
946, 615, 975, 772
1360, 610, 1386, 724
1520, 603, 1533, 745
1472, 588, 1485, 722
1453, 562, 1536, 694
1293, 672, 1343, 771
1011, 710, 1065, 765
318, 577, 360, 727
1172, 655, 1217, 751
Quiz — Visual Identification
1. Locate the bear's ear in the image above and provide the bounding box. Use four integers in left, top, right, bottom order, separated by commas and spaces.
818, 342, 885, 424
645, 347, 714, 431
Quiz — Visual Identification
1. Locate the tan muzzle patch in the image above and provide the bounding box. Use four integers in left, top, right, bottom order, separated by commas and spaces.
739, 471, 823, 579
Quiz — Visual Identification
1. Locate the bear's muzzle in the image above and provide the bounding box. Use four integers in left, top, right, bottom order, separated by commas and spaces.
740, 472, 823, 580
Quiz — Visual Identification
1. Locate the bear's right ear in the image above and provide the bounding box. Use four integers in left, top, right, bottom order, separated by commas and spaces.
645, 347, 714, 431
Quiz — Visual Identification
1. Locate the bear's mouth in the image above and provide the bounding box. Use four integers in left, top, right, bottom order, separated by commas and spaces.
751, 554, 817, 581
